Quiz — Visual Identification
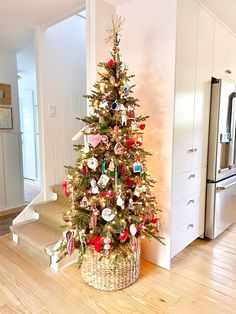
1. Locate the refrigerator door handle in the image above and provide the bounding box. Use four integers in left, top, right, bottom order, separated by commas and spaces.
216, 181, 236, 191
229, 94, 236, 167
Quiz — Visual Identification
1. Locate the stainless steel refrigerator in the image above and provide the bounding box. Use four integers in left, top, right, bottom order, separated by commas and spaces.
206, 78, 236, 239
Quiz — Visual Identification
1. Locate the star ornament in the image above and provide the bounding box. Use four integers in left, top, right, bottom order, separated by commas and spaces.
105, 15, 126, 43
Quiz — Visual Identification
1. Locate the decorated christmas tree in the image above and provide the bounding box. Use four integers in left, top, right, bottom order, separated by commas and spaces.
61, 17, 163, 287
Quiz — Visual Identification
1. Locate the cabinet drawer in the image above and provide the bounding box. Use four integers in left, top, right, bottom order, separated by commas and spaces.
172, 190, 205, 232
171, 203, 205, 258
172, 167, 206, 203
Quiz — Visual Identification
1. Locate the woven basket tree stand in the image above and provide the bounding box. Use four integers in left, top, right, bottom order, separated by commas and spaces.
80, 239, 141, 291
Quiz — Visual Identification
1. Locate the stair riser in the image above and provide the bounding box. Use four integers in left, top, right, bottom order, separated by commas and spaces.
39, 216, 65, 232
17, 237, 50, 267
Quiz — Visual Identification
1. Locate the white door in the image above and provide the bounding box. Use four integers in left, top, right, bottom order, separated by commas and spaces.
19, 90, 37, 181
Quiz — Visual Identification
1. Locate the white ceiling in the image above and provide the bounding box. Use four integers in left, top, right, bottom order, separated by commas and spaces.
0, 0, 85, 53
0, 0, 235, 54
199, 0, 236, 34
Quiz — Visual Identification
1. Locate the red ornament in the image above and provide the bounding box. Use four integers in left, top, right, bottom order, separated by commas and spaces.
64, 190, 70, 197
94, 236, 102, 252
107, 191, 114, 198
119, 230, 129, 241
151, 217, 158, 224
139, 124, 145, 130
81, 165, 87, 175
126, 138, 135, 151
107, 59, 114, 68
88, 235, 102, 253
125, 178, 133, 188
62, 181, 68, 189
121, 162, 126, 176
128, 109, 135, 120
100, 192, 107, 198
137, 223, 144, 232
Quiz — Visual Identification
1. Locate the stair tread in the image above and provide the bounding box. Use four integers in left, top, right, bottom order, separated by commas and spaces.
34, 201, 68, 226
12, 220, 63, 251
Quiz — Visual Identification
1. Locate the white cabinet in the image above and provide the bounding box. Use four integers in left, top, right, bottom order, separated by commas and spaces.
173, 0, 198, 175
171, 4, 214, 258
193, 7, 214, 169
213, 21, 230, 77
171, 189, 205, 258
173, 3, 214, 176
228, 34, 236, 82
0, 133, 24, 211
213, 20, 236, 82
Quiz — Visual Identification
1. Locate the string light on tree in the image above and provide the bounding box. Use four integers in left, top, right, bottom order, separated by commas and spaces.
61, 15, 164, 269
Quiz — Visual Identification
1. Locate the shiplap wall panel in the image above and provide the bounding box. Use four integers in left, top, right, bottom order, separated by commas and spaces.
40, 15, 86, 189
3, 133, 24, 208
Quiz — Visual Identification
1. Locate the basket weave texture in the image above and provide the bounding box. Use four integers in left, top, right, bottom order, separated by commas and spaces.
81, 240, 141, 291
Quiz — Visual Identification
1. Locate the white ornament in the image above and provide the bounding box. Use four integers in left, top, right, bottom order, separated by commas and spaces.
102, 208, 115, 222
121, 110, 127, 126
134, 186, 142, 197
87, 157, 98, 170
131, 121, 138, 131
91, 178, 99, 194
117, 195, 124, 207
97, 174, 110, 188
83, 144, 90, 153
110, 76, 116, 85
114, 142, 125, 155
122, 84, 131, 94
100, 100, 108, 109
80, 196, 89, 208
128, 198, 134, 210
130, 224, 137, 236
120, 104, 126, 111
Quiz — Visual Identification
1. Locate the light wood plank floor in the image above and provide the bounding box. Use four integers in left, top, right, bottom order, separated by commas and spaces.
0, 225, 236, 314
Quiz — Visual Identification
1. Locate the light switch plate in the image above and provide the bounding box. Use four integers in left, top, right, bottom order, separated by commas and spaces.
49, 105, 56, 117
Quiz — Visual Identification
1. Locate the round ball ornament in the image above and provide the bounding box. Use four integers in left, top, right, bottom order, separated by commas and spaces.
102, 207, 115, 222
87, 157, 98, 170
122, 84, 131, 94
111, 101, 118, 110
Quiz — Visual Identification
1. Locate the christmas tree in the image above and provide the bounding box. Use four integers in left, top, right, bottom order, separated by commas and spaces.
61, 16, 164, 266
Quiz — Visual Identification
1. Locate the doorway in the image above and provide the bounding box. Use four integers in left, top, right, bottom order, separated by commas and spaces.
17, 43, 41, 203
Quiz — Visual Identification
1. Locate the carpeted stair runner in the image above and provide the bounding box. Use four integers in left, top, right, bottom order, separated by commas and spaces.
11, 185, 70, 267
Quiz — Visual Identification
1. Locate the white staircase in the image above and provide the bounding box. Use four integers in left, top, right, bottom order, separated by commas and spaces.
11, 185, 78, 271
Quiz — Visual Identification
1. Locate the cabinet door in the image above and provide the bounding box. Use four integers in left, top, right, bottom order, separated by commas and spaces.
0, 135, 6, 209
193, 7, 214, 169
213, 21, 230, 77
173, 0, 198, 175
228, 34, 236, 82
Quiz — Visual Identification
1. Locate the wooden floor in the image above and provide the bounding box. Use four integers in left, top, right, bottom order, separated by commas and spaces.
0, 225, 236, 314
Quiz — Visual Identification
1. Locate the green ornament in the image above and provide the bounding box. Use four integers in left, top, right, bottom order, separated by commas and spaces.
100, 123, 109, 134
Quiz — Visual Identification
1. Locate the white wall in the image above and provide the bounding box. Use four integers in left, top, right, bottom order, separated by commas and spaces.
37, 15, 87, 199
117, 0, 177, 269
87, 0, 116, 90
0, 49, 24, 210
